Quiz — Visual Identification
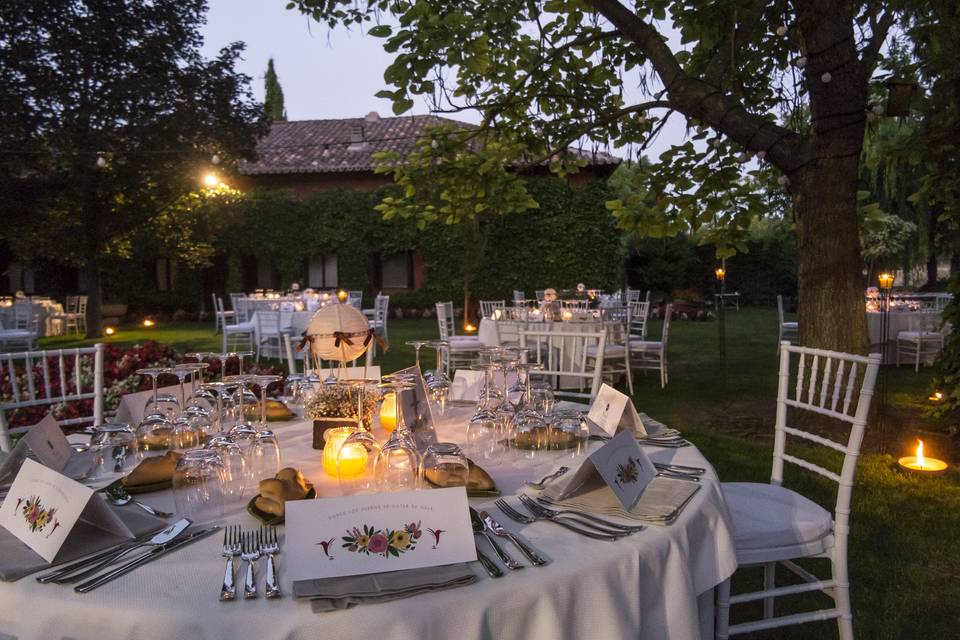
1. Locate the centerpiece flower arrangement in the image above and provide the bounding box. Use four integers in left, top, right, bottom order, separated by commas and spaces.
304, 381, 377, 427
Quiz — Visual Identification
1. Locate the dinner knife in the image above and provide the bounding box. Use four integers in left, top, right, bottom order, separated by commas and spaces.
74, 526, 221, 593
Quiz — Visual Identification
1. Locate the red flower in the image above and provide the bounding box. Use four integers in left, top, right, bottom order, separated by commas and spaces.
367, 533, 389, 554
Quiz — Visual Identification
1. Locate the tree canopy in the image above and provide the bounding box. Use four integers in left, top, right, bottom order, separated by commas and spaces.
0, 0, 265, 335
264, 57, 288, 121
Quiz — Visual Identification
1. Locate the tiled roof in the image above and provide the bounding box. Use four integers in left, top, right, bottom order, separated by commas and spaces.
240, 113, 619, 175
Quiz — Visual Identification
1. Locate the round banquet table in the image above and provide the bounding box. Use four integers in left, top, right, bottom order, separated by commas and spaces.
0, 406, 736, 640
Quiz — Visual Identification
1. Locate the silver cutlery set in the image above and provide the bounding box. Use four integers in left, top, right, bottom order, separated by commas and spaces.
496, 497, 643, 541
35, 518, 221, 592
220, 525, 282, 600
468, 507, 549, 578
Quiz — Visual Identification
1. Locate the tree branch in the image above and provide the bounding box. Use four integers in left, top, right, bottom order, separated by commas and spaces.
588, 0, 809, 171
860, 11, 894, 74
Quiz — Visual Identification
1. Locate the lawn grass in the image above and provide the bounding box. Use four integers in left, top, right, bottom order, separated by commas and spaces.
39, 309, 959, 639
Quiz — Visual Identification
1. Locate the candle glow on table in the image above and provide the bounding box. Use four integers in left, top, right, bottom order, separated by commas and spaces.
464, 324, 477, 332
561, 310, 574, 321
322, 427, 368, 477
379, 392, 398, 432
898, 439, 947, 473
337, 289, 348, 302
878, 272, 894, 289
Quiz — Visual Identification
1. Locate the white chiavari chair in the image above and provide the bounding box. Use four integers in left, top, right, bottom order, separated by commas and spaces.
520, 329, 606, 401
716, 342, 881, 640
223, 298, 256, 353
778, 295, 799, 345
436, 301, 481, 376
479, 300, 506, 319
0, 344, 105, 451
629, 303, 671, 388
896, 313, 948, 372
513, 290, 526, 304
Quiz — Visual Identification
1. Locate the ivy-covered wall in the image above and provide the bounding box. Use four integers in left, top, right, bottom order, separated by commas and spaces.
106, 175, 627, 314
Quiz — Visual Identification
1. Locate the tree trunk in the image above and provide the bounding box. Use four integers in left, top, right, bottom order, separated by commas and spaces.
793, 155, 869, 354
84, 258, 103, 339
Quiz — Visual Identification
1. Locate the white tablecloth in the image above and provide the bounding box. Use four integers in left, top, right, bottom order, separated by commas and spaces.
0, 407, 736, 640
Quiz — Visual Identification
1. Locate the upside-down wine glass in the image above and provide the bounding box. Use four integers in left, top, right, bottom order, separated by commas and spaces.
375, 379, 421, 492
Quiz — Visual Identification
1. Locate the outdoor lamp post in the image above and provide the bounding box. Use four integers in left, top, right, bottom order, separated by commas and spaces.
877, 272, 894, 451
715, 263, 727, 388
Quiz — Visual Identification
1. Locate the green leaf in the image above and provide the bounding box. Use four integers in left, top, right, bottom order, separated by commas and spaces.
368, 24, 393, 37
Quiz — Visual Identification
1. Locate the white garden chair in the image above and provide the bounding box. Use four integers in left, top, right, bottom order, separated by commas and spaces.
626, 288, 642, 304
436, 301, 481, 376
367, 295, 390, 357
896, 313, 948, 372
715, 342, 881, 640
212, 294, 236, 334
0, 303, 39, 352
627, 300, 650, 342
223, 298, 256, 353
629, 303, 671, 388
256, 310, 286, 361
52, 295, 85, 337
0, 344, 105, 451
513, 290, 526, 304
778, 295, 799, 345
520, 329, 606, 401
585, 320, 633, 395
534, 289, 545, 302
347, 290, 363, 310
479, 300, 505, 319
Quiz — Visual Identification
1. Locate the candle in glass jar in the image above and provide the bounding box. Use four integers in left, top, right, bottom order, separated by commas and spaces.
379, 392, 397, 432
322, 427, 368, 477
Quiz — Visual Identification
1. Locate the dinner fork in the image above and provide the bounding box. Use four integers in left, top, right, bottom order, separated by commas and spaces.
259, 526, 281, 599
220, 525, 241, 601
526, 496, 646, 533
494, 499, 622, 541
518, 495, 635, 536
241, 530, 260, 600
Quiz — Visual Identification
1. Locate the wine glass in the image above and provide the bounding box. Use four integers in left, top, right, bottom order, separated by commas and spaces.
248, 429, 282, 480
421, 443, 470, 488
172, 449, 227, 521
198, 381, 230, 434
465, 414, 499, 462
223, 374, 258, 430
551, 410, 590, 458
405, 340, 431, 370
250, 374, 283, 431
530, 380, 556, 416
336, 429, 382, 496
90, 423, 140, 477
205, 435, 248, 503
375, 379, 421, 491
136, 367, 172, 419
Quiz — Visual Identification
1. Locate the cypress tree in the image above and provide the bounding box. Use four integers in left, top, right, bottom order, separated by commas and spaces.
264, 58, 286, 121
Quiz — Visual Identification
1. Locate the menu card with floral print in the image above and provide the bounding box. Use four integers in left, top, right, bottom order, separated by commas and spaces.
285, 487, 475, 580
547, 431, 656, 510
0, 459, 132, 562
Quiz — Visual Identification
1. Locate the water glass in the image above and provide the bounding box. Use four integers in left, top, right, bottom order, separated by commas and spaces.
136, 414, 173, 453
90, 423, 140, 476
248, 429, 282, 480
375, 434, 421, 492
172, 449, 227, 522
421, 443, 470, 488
205, 436, 248, 503
465, 416, 499, 461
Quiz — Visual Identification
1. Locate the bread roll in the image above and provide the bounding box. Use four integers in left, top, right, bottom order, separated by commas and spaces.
122, 451, 182, 487
254, 495, 284, 517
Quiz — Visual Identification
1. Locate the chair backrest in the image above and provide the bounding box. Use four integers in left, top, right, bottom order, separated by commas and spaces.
534, 290, 545, 301
627, 301, 650, 338
259, 310, 281, 337
626, 289, 642, 304
436, 302, 455, 340
660, 303, 673, 344
479, 300, 505, 318
229, 292, 245, 312
0, 344, 105, 450
65, 296, 79, 314
348, 291, 363, 310
77, 296, 88, 314
520, 329, 606, 400
772, 341, 881, 534
374, 295, 390, 322
777, 294, 787, 325
513, 290, 526, 303
13, 303, 35, 331
284, 334, 313, 375
211, 293, 220, 315
234, 297, 251, 323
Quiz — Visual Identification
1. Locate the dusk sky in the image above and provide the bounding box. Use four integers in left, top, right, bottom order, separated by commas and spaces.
200, 0, 689, 160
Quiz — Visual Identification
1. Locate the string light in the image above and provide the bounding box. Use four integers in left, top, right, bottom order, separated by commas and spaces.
795, 56, 807, 68
871, 104, 885, 115
95, 155, 107, 168
211, 154, 221, 165
777, 175, 790, 186
775, 25, 788, 37
821, 72, 832, 83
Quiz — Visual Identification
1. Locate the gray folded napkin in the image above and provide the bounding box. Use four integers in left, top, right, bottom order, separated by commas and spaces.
293, 563, 478, 612
0, 500, 168, 582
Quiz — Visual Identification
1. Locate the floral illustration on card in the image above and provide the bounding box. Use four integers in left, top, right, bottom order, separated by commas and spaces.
615, 457, 641, 487
20, 496, 58, 534
341, 521, 423, 558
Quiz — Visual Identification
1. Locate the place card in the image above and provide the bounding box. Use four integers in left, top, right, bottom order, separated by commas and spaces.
0, 415, 72, 483
285, 487, 476, 581
0, 459, 134, 562
546, 431, 656, 510
450, 369, 483, 402
586, 383, 645, 436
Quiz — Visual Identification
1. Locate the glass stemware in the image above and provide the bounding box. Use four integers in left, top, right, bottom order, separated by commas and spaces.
336, 429, 382, 495
136, 367, 172, 418
90, 423, 140, 477
405, 340, 431, 370
250, 374, 283, 431
205, 436, 248, 503
249, 429, 282, 480
375, 379, 421, 492
421, 442, 470, 488
172, 449, 227, 521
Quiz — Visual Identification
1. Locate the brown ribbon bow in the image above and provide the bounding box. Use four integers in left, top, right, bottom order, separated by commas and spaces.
363, 328, 390, 353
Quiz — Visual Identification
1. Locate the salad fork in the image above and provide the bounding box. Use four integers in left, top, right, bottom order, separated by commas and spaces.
220, 525, 241, 601
241, 530, 260, 599
259, 526, 281, 599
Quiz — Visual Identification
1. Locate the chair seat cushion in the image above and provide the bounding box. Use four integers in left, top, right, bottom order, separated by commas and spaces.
225, 321, 255, 333
723, 482, 833, 551
781, 322, 799, 329
628, 339, 662, 351
585, 344, 626, 357
0, 330, 35, 338
897, 331, 941, 341
448, 336, 482, 350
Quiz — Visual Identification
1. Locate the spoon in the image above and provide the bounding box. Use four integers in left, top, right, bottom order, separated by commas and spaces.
524, 466, 569, 490
106, 485, 173, 518
469, 507, 522, 570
